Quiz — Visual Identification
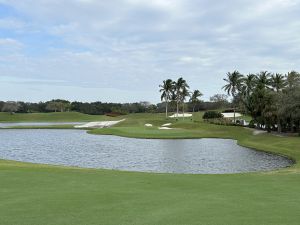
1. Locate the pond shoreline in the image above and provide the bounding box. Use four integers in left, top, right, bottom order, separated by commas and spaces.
0, 129, 293, 174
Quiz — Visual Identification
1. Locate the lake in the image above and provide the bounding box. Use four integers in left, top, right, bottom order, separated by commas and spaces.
0, 129, 292, 174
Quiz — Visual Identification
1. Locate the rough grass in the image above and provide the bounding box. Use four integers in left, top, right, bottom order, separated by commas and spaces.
0, 112, 300, 225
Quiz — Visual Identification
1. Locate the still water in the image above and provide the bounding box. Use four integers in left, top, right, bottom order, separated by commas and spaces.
0, 129, 292, 174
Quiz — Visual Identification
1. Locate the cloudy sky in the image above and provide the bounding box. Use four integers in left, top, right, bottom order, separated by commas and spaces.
0, 0, 300, 103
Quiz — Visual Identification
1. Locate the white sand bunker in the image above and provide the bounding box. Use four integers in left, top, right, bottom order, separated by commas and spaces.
145, 124, 153, 127
74, 119, 125, 128
162, 123, 172, 127
253, 130, 267, 135
159, 127, 173, 130
222, 113, 242, 118
169, 113, 192, 118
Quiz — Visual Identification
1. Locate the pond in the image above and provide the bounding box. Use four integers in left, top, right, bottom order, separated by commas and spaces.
0, 129, 292, 174
0, 122, 83, 128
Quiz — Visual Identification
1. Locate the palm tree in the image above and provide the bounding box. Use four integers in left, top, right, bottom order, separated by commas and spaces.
286, 71, 300, 89
174, 77, 189, 118
256, 71, 271, 89
270, 73, 286, 133
181, 86, 190, 120
190, 90, 203, 113
241, 74, 256, 96
159, 79, 173, 118
222, 70, 243, 122
271, 73, 285, 92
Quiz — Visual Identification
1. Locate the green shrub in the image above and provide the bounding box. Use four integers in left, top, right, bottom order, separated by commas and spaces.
203, 111, 223, 119
248, 120, 256, 128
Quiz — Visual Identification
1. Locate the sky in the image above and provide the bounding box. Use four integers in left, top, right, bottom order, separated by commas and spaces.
0, 0, 300, 103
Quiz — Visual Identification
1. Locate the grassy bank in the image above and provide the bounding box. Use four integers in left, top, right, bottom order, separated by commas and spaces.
0, 112, 300, 224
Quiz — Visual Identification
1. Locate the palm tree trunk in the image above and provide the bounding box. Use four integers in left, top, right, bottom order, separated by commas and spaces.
176, 101, 179, 118
277, 117, 282, 133
233, 107, 236, 123
165, 101, 168, 118
182, 103, 185, 120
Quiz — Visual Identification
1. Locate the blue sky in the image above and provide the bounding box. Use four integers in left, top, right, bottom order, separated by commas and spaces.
0, 0, 300, 103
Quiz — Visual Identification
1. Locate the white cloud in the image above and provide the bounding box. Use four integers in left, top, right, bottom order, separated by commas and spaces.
0, 0, 300, 102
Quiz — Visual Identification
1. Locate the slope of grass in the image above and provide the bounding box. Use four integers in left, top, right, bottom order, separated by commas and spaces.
0, 112, 300, 224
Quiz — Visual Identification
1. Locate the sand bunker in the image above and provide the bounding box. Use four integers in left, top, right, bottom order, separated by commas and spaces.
145, 124, 153, 127
162, 123, 172, 127
222, 113, 242, 118
74, 119, 125, 128
158, 127, 173, 130
169, 113, 192, 118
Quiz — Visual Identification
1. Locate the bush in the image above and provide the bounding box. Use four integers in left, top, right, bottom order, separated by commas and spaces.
203, 111, 223, 119
248, 120, 256, 128
105, 112, 123, 117
222, 109, 235, 113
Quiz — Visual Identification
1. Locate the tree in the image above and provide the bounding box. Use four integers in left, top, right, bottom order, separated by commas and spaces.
173, 77, 189, 118
209, 94, 229, 109
271, 73, 286, 92
270, 73, 286, 132
241, 74, 256, 96
286, 71, 300, 89
190, 90, 203, 113
222, 70, 300, 134
181, 86, 190, 120
2, 101, 20, 114
256, 71, 271, 89
46, 100, 71, 112
174, 77, 189, 118
46, 101, 60, 112
222, 70, 243, 122
159, 79, 173, 118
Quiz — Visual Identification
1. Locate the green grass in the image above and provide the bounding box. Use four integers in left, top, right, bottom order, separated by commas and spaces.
0, 112, 300, 225
0, 111, 116, 122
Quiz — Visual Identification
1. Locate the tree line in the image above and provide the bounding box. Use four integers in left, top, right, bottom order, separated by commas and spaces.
0, 100, 155, 115
1, 95, 230, 116
223, 70, 300, 133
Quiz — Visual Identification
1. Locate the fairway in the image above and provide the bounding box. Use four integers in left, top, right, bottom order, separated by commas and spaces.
0, 112, 113, 122
0, 112, 300, 225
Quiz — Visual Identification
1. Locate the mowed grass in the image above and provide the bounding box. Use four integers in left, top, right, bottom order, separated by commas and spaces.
0, 112, 300, 225
0, 111, 115, 122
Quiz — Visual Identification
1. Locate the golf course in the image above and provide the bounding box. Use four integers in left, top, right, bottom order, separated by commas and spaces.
0, 111, 299, 225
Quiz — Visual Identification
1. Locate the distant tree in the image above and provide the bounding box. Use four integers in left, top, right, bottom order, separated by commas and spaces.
269, 73, 286, 132
271, 73, 286, 92
2, 101, 20, 114
46, 100, 70, 112
181, 86, 190, 120
0, 101, 5, 111
190, 90, 203, 113
139, 101, 152, 108
174, 77, 189, 118
256, 71, 272, 89
209, 94, 229, 109
46, 101, 60, 112
286, 71, 300, 89
222, 70, 243, 122
159, 79, 173, 118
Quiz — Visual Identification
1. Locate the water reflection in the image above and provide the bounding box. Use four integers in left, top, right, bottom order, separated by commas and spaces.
0, 129, 293, 174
